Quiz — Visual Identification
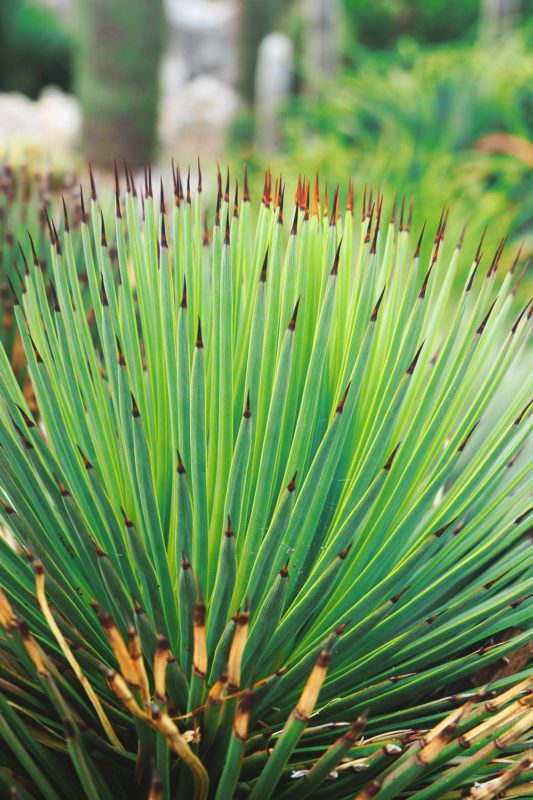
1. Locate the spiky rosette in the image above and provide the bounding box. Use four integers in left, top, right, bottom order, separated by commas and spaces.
0, 163, 531, 800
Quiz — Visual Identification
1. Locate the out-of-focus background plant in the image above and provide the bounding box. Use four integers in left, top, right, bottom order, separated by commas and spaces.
0, 0, 532, 274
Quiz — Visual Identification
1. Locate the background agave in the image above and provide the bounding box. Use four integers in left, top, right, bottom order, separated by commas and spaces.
0, 163, 531, 799
0, 158, 82, 395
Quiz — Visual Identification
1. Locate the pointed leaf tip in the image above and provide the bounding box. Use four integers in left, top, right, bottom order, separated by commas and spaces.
414, 221, 426, 257
457, 420, 480, 452
196, 317, 203, 348
76, 445, 93, 471
390, 192, 397, 225
0, 497, 15, 515
234, 179, 239, 218
260, 248, 269, 282
100, 210, 107, 247
202, 210, 209, 247
330, 237, 343, 275
243, 163, 250, 202
329, 185, 339, 226
390, 585, 410, 604
131, 164, 138, 197
514, 506, 532, 526
224, 165, 230, 202
88, 163, 97, 200
197, 155, 202, 193
113, 158, 120, 193
370, 285, 386, 321
334, 621, 348, 637
466, 257, 481, 291
115, 185, 122, 218
159, 177, 166, 215
6, 274, 19, 305
433, 518, 460, 540
406, 340, 425, 374
370, 221, 379, 254
338, 543, 352, 559
476, 298, 498, 334
513, 399, 532, 426
131, 393, 140, 418
79, 183, 87, 223
346, 177, 354, 213
27, 231, 38, 266
100, 275, 109, 307
475, 225, 487, 265
144, 162, 153, 199
53, 473, 69, 497
511, 300, 530, 334
15, 404, 35, 429
49, 280, 60, 312
123, 161, 131, 194
244, 391, 252, 418
61, 195, 69, 233
224, 212, 230, 244
508, 241, 524, 275
384, 442, 401, 471
121, 506, 133, 528
290, 205, 298, 236
288, 298, 300, 330
457, 218, 468, 250
51, 220, 62, 255
418, 265, 433, 299
17, 242, 29, 275
487, 235, 507, 277
160, 215, 168, 249
116, 336, 125, 366
29, 335, 43, 363
336, 382, 351, 413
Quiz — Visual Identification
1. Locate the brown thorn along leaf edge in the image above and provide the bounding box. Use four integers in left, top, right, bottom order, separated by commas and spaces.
0, 164, 530, 800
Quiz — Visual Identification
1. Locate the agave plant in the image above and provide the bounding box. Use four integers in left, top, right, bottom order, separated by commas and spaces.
0, 164, 531, 800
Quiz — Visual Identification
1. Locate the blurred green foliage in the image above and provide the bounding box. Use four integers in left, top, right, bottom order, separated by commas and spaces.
342, 0, 533, 51
285, 35, 532, 154
343, 0, 479, 50
0, 0, 72, 98
230, 29, 532, 298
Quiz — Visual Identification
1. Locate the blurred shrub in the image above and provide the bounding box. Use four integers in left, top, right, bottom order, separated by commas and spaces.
341, 0, 533, 50
0, 0, 72, 98
233, 37, 532, 292
288, 37, 532, 150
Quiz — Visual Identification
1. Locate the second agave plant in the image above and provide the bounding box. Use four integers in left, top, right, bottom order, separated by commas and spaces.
0, 164, 531, 800
0, 157, 83, 392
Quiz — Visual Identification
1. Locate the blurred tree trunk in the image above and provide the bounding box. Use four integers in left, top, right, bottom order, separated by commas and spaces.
480, 0, 520, 41
303, 0, 341, 84
76, 0, 164, 167
239, 0, 283, 103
